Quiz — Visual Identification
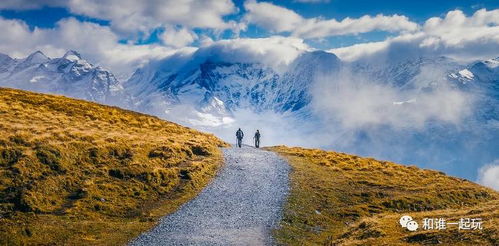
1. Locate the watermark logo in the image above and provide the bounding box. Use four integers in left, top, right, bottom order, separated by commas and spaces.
399, 215, 419, 231
400, 216, 483, 232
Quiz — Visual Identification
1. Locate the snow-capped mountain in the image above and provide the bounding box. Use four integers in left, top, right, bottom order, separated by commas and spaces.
1, 49, 496, 128
121, 45, 499, 133
125, 50, 341, 125
0, 50, 128, 107
448, 57, 499, 122
447, 57, 498, 88
351, 56, 464, 89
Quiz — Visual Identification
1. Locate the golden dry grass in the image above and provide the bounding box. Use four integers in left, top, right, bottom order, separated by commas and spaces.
267, 146, 498, 245
0, 87, 228, 245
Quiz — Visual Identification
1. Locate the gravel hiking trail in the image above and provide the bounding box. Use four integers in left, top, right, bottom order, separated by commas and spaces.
130, 146, 290, 246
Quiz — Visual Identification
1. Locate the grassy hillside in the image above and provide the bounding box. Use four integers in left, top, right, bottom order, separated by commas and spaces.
268, 146, 498, 245
0, 88, 228, 245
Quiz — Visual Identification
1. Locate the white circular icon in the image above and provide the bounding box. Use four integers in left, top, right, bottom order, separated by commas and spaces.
399, 215, 413, 227
406, 220, 419, 231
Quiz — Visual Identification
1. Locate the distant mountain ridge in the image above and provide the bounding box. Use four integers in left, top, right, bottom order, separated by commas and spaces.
0, 50, 128, 107
1, 50, 497, 124
125, 50, 341, 121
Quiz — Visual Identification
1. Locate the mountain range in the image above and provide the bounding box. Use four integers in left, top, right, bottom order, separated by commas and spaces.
0, 49, 497, 180
0, 50, 128, 107
1, 49, 497, 123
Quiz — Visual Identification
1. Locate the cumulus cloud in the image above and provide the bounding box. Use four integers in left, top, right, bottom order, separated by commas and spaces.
330, 9, 499, 62
160, 27, 198, 48
0, 0, 65, 10
1, 0, 237, 33
68, 0, 238, 34
243, 0, 418, 38
196, 36, 309, 70
148, 36, 310, 73
477, 160, 499, 190
0, 16, 176, 78
67, 0, 236, 35
295, 14, 418, 38
243, 1, 303, 33
0, 0, 239, 44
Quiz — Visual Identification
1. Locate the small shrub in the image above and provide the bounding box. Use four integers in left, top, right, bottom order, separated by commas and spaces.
148, 146, 174, 159
405, 233, 441, 244
35, 146, 66, 173
108, 169, 125, 179
358, 228, 384, 240
179, 169, 191, 180
88, 147, 100, 159
191, 145, 211, 156
9, 135, 30, 146
13, 190, 34, 212
68, 188, 87, 200
109, 147, 133, 160
0, 148, 23, 166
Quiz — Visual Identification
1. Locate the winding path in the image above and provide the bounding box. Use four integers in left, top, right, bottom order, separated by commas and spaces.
130, 146, 290, 246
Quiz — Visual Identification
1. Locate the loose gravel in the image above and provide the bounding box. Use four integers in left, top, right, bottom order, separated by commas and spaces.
130, 145, 290, 246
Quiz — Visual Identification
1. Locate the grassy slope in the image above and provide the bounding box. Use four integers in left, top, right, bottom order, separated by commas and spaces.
268, 146, 498, 245
0, 88, 228, 245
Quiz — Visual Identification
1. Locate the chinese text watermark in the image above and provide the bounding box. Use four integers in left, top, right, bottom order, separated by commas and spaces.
400, 215, 483, 232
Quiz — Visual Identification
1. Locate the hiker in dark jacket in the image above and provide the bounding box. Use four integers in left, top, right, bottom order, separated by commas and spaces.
236, 128, 244, 148
254, 130, 261, 148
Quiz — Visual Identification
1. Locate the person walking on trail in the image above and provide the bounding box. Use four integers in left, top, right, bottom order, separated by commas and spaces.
254, 130, 261, 148
236, 128, 244, 148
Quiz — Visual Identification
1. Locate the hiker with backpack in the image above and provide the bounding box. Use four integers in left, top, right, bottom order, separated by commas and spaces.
254, 130, 261, 148
236, 128, 244, 148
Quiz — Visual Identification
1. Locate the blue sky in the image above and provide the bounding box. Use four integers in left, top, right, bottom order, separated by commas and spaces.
1, 0, 498, 50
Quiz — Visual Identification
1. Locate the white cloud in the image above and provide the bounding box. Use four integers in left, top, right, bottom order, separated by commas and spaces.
0, 0, 65, 10
243, 0, 418, 38
296, 14, 418, 38
66, 0, 238, 34
420, 9, 499, 57
0, 16, 176, 78
329, 38, 391, 61
160, 27, 198, 48
330, 9, 499, 62
244, 1, 304, 33
192, 36, 310, 72
199, 35, 215, 47
310, 66, 474, 129
0, 0, 238, 42
477, 160, 499, 191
